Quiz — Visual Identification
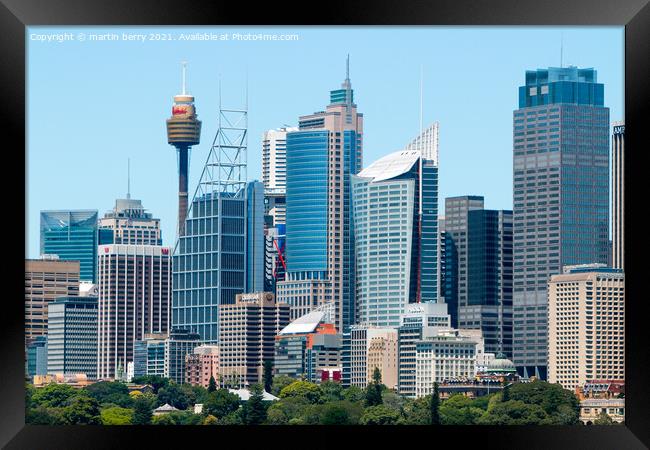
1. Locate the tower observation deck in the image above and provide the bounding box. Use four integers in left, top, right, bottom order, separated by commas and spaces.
167, 62, 201, 236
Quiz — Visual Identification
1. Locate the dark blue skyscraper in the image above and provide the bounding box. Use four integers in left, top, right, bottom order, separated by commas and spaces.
246, 181, 265, 293
444, 196, 513, 357
512, 67, 610, 379
40, 210, 104, 283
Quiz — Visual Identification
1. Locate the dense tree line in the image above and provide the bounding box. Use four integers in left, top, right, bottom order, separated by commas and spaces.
26, 376, 589, 425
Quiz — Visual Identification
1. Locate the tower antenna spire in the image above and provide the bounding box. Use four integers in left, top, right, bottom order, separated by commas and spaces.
181, 61, 187, 95
346, 53, 350, 80
419, 64, 423, 135
127, 158, 131, 199
560, 32, 563, 68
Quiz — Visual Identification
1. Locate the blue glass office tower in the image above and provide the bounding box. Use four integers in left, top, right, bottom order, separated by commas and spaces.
512, 67, 609, 379
40, 210, 104, 283
172, 191, 247, 343
247, 181, 265, 293
26, 335, 48, 378
277, 57, 363, 333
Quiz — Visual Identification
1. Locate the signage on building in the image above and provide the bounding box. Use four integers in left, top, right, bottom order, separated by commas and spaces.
613, 125, 625, 135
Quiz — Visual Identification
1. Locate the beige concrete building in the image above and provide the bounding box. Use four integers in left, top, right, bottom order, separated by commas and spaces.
367, 333, 398, 390
218, 292, 290, 387
548, 265, 625, 391
185, 345, 220, 388
580, 398, 625, 424
25, 257, 79, 344
348, 324, 397, 389
98, 198, 162, 246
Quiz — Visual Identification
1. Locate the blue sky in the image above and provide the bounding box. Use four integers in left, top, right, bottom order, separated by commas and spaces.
26, 26, 624, 257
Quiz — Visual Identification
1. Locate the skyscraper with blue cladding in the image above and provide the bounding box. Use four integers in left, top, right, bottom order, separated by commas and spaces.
512, 66, 610, 379
173, 192, 247, 343
277, 56, 363, 333
40, 210, 100, 282
172, 102, 249, 345
352, 121, 439, 328
247, 181, 265, 293
284, 130, 329, 274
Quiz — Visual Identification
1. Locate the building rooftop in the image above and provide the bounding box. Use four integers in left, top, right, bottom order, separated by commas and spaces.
279, 309, 327, 335
153, 403, 179, 413
486, 353, 517, 374
228, 389, 278, 402
357, 150, 420, 182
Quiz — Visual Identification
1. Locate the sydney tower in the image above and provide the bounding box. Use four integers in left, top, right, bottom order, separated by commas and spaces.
166, 62, 201, 236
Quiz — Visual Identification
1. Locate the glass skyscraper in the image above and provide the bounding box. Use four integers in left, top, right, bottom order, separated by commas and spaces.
172, 191, 247, 343
512, 66, 610, 379
352, 128, 439, 327
278, 59, 363, 332
444, 196, 513, 357
40, 210, 102, 282
246, 181, 265, 293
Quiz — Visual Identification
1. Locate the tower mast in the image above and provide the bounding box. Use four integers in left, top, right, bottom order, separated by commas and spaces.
166, 61, 202, 237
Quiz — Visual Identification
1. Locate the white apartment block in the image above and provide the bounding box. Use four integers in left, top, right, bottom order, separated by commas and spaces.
262, 127, 297, 190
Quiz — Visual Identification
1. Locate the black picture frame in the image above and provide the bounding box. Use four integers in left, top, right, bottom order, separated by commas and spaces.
1, 0, 648, 448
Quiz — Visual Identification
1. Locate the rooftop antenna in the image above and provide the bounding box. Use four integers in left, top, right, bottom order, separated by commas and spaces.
560, 32, 564, 68
416, 64, 424, 303
127, 158, 131, 199
346, 53, 350, 81
181, 61, 187, 95
419, 64, 423, 135
345, 54, 352, 124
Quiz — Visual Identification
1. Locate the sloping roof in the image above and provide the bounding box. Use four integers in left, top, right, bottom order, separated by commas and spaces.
279, 309, 326, 335
153, 403, 178, 412
357, 150, 420, 182
228, 389, 278, 401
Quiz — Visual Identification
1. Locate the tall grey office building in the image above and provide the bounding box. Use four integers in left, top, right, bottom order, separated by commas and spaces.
512, 67, 610, 379
444, 196, 513, 357
612, 122, 624, 270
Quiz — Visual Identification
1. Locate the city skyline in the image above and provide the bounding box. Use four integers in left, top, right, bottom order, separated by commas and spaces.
26, 26, 624, 257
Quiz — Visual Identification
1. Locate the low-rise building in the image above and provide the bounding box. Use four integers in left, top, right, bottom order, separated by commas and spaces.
185, 345, 220, 388
274, 306, 341, 383
165, 328, 200, 384
397, 302, 452, 397
580, 398, 625, 424
26, 335, 48, 379
414, 330, 478, 398
228, 388, 279, 402
153, 403, 179, 416
133, 333, 167, 378
346, 324, 398, 389
32, 373, 91, 388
